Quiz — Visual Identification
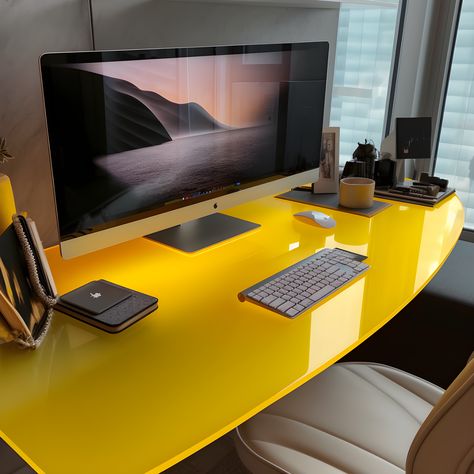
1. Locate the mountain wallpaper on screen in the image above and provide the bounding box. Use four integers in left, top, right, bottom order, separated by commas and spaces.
47, 52, 323, 236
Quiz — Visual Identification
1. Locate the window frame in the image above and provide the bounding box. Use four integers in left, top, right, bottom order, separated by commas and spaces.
431, 0, 464, 173
383, 0, 408, 139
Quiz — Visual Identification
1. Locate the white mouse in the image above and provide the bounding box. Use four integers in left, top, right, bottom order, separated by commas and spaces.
294, 210, 336, 228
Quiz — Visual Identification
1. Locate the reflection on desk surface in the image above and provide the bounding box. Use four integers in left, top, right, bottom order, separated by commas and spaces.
0, 194, 464, 474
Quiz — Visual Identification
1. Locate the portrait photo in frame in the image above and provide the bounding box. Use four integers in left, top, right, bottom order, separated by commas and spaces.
313, 127, 340, 194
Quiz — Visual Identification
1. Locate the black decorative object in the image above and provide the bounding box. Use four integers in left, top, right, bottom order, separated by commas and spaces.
396, 117, 431, 159
352, 140, 378, 179
418, 172, 448, 191
374, 159, 396, 188
341, 160, 368, 179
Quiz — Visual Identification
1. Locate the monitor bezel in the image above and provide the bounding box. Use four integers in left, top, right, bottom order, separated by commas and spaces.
40, 41, 328, 259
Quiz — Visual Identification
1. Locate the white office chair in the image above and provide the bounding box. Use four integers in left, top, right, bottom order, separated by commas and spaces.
235, 355, 474, 473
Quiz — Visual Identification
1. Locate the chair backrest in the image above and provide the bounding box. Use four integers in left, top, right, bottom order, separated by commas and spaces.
0, 173, 16, 234
406, 353, 474, 474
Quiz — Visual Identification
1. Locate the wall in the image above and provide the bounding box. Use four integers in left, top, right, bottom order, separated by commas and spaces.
0, 0, 92, 246
92, 0, 338, 127
0, 0, 338, 247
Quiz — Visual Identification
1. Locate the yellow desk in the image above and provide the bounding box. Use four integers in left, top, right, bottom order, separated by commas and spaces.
0, 194, 464, 473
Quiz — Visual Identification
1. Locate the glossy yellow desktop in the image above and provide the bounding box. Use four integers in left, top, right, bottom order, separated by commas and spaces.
0, 178, 464, 473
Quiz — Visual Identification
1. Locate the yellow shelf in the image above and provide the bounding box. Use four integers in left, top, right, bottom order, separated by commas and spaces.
0, 193, 464, 473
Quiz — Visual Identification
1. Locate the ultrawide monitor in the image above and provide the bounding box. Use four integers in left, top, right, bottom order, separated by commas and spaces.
41, 42, 329, 258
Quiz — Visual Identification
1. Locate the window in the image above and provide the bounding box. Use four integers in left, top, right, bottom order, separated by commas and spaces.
435, 0, 474, 230
330, 1, 400, 164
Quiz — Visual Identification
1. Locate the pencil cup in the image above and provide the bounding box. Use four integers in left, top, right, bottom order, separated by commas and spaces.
339, 177, 375, 209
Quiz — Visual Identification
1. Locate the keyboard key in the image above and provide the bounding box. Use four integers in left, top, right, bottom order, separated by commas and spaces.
261, 295, 277, 305
269, 297, 286, 309
309, 286, 333, 301
286, 308, 299, 317
278, 301, 295, 313
300, 298, 313, 307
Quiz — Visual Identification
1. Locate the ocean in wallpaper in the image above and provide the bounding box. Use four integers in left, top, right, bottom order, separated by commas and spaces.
90, 72, 279, 217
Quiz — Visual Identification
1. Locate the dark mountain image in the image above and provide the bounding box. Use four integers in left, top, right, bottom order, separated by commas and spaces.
108, 75, 229, 139
48, 67, 227, 158
47, 67, 171, 157
102, 80, 173, 153
46, 66, 229, 233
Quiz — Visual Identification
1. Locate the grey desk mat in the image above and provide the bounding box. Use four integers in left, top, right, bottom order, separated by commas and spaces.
277, 189, 391, 217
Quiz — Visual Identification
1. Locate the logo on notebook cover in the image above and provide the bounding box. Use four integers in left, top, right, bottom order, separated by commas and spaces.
90, 292, 102, 299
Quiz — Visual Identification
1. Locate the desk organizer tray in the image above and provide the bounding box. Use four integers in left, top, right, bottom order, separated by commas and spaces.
277, 189, 391, 217
374, 187, 455, 207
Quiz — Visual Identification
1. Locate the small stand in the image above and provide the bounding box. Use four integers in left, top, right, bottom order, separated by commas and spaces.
146, 213, 260, 252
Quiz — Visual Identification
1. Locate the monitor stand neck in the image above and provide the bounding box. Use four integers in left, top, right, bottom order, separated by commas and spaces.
145, 213, 260, 252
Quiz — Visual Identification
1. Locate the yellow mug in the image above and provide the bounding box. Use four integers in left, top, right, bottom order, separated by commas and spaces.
339, 177, 375, 209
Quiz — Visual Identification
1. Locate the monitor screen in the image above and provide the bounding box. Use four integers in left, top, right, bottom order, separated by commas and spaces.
41, 42, 328, 256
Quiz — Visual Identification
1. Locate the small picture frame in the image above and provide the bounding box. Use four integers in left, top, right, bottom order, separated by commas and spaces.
313, 127, 340, 194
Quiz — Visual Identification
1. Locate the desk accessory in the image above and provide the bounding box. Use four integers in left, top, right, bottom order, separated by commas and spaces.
56, 280, 158, 333
417, 172, 448, 191
0, 214, 57, 349
396, 118, 431, 160
374, 183, 455, 207
313, 127, 340, 194
352, 139, 378, 179
395, 117, 432, 182
341, 160, 368, 179
278, 189, 391, 217
238, 248, 369, 318
294, 211, 336, 228
339, 178, 375, 209
374, 158, 396, 188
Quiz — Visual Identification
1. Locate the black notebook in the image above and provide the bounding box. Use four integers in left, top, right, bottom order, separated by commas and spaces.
56, 280, 158, 333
